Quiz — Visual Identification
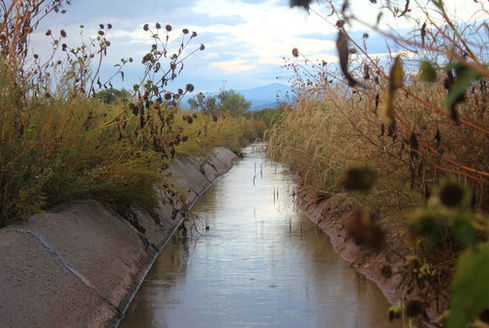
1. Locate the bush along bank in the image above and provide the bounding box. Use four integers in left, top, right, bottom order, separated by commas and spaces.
0, 147, 238, 328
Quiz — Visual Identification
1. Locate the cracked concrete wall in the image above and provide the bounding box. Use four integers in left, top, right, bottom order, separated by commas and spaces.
0, 147, 238, 328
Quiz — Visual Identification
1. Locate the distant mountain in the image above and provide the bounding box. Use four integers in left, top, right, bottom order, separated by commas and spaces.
237, 83, 293, 111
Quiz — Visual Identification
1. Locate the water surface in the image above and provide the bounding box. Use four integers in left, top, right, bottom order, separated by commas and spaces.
120, 144, 399, 328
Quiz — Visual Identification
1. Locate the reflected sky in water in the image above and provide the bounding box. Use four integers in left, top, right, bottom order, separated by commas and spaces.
120, 144, 400, 328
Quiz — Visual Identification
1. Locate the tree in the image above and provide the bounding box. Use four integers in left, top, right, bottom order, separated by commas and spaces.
187, 89, 250, 116
95, 88, 131, 104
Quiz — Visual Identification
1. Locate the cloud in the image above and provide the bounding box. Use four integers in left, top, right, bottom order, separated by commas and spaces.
211, 59, 258, 72
28, 0, 480, 93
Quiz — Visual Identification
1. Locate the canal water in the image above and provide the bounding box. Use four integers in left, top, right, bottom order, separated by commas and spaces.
120, 144, 399, 328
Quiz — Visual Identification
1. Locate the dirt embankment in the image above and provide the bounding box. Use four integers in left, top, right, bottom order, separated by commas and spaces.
296, 183, 449, 327
0, 147, 238, 328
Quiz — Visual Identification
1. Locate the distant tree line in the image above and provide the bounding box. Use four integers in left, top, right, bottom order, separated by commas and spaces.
187, 89, 251, 116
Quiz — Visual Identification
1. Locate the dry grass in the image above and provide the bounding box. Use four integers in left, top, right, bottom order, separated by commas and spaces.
269, 70, 489, 211
174, 110, 265, 155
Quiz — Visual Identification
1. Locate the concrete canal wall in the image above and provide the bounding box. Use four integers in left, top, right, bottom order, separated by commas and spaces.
0, 147, 238, 328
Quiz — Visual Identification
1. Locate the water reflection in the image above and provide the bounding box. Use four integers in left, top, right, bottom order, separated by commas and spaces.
120, 144, 400, 328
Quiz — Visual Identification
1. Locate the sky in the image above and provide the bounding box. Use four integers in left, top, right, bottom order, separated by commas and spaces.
29, 0, 485, 94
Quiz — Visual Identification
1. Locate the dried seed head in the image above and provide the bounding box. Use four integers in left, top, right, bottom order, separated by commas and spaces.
183, 28, 189, 34
479, 308, 489, 324
289, 0, 313, 10
45, 29, 52, 36
388, 303, 402, 321
142, 53, 153, 63
98, 30, 104, 36
192, 31, 197, 37
336, 20, 345, 28
99, 24, 104, 29
178, 88, 184, 95
33, 53, 39, 59
345, 210, 385, 251
439, 182, 464, 208
405, 298, 426, 318
200, 44, 205, 51
156, 22, 161, 29
186, 84, 195, 92
340, 167, 376, 191
292, 48, 299, 57
164, 93, 172, 100
166, 24, 172, 32
60, 30, 67, 37
143, 24, 149, 31
108, 24, 112, 29
380, 264, 393, 279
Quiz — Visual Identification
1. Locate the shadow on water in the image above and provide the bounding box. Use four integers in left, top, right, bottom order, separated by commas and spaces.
120, 144, 401, 328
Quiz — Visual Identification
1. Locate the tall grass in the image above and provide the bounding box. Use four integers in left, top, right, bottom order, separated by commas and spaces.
268, 72, 489, 206
273, 0, 489, 325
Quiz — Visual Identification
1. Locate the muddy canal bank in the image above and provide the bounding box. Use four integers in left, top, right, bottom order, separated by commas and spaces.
295, 180, 447, 327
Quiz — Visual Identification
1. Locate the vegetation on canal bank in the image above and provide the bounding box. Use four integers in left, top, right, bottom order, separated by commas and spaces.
269, 1, 489, 327
0, 0, 265, 228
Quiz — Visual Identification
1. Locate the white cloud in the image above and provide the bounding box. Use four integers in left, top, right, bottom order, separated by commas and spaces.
190, 0, 340, 73
204, 52, 220, 59
211, 59, 258, 72
28, 0, 484, 91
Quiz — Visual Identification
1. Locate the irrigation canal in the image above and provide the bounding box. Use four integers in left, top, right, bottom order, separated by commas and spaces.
120, 144, 399, 328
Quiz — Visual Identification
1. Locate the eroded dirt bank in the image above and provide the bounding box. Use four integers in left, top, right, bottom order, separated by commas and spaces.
0, 147, 238, 328
296, 183, 449, 327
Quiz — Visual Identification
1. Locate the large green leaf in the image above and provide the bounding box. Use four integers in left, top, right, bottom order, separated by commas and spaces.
447, 243, 489, 328
420, 61, 437, 82
443, 64, 482, 120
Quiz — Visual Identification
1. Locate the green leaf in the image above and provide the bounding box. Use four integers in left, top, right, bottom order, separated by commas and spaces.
420, 61, 437, 82
444, 64, 482, 119
447, 243, 489, 328
430, 0, 443, 10
451, 213, 477, 248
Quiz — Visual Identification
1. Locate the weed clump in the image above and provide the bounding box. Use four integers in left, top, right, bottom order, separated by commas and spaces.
0, 2, 263, 227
